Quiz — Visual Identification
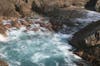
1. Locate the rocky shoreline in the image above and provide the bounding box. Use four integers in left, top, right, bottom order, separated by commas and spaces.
0, 16, 53, 37
0, 10, 100, 66
0, 60, 8, 66
0, 0, 100, 66
47, 9, 100, 66
70, 20, 100, 66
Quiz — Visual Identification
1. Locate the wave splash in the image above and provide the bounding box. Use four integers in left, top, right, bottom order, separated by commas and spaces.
0, 25, 81, 66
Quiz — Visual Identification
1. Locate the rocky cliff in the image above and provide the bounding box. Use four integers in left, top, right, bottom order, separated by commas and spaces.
70, 20, 100, 66
0, 0, 100, 66
0, 0, 100, 17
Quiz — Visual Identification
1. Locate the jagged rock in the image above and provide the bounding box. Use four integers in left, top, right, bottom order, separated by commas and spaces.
0, 0, 100, 17
0, 0, 34, 17
85, 0, 98, 11
31, 0, 88, 14
0, 60, 8, 66
96, 0, 100, 12
49, 9, 100, 34
0, 16, 53, 36
70, 20, 100, 48
70, 20, 100, 66
0, 0, 19, 17
31, 0, 100, 14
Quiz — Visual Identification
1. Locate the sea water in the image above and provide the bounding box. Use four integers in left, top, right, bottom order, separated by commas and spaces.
0, 10, 100, 66
0, 26, 81, 66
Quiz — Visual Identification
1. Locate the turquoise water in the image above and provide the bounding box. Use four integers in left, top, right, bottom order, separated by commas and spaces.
1, 10, 100, 66
0, 26, 80, 66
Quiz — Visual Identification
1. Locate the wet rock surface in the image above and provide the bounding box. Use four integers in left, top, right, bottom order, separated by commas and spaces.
0, 16, 53, 36
0, 60, 8, 66
49, 9, 100, 34
0, 0, 100, 66
70, 20, 100, 48
43, 8, 100, 66
70, 20, 100, 66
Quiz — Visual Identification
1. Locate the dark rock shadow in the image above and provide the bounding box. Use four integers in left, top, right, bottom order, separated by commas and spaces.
85, 0, 98, 11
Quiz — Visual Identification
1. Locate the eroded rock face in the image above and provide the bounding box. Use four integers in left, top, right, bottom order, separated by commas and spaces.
0, 0, 19, 17
0, 16, 53, 36
85, 0, 98, 11
0, 0, 92, 17
31, 0, 88, 14
49, 9, 100, 34
0, 60, 8, 66
0, 0, 100, 17
70, 20, 100, 48
96, 0, 100, 12
0, 0, 34, 17
70, 20, 100, 66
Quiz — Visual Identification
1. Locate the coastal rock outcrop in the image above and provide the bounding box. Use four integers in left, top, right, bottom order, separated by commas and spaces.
96, 0, 100, 12
70, 20, 100, 48
70, 20, 100, 66
0, 16, 53, 36
0, 0, 100, 17
0, 0, 100, 66
0, 60, 8, 66
49, 9, 100, 34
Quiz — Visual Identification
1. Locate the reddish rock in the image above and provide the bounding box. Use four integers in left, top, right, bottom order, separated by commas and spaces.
0, 60, 8, 66
0, 0, 99, 17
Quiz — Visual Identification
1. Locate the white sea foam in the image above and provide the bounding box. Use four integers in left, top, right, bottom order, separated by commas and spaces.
31, 53, 50, 63
0, 34, 8, 42
75, 10, 100, 23
0, 28, 81, 66
0, 16, 87, 66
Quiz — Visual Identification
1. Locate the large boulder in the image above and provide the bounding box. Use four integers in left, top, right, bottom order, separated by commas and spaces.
70, 20, 100, 48
70, 20, 100, 66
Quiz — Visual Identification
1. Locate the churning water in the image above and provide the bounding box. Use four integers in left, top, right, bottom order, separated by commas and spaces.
0, 26, 81, 66
0, 10, 100, 66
